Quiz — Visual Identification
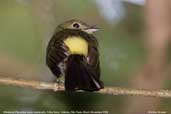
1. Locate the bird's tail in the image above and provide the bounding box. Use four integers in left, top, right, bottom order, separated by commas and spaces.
65, 55, 103, 91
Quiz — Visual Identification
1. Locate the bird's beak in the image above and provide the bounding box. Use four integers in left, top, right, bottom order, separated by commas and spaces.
84, 26, 99, 34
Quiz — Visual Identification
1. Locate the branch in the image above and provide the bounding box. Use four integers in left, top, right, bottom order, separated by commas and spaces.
0, 77, 171, 98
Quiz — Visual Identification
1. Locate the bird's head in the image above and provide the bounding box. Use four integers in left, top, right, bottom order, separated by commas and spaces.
58, 19, 99, 34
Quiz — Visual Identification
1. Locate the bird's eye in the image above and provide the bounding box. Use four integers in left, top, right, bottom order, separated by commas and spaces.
73, 23, 80, 28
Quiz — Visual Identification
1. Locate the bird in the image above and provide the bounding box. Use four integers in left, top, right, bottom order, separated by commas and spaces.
46, 19, 104, 91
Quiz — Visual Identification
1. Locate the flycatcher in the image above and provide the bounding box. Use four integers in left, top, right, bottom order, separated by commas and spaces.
46, 19, 104, 91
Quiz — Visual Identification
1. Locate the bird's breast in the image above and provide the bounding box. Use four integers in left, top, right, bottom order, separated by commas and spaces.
64, 36, 88, 56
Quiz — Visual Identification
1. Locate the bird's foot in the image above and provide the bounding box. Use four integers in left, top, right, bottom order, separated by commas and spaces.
56, 78, 64, 83
54, 78, 64, 91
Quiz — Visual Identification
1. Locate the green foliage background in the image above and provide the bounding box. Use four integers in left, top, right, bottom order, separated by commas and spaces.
1, 0, 169, 113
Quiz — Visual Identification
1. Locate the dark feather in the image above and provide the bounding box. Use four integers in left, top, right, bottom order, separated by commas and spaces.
65, 55, 103, 91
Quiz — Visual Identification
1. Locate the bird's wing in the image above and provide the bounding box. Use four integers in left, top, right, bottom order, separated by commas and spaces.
87, 46, 100, 77
46, 34, 68, 77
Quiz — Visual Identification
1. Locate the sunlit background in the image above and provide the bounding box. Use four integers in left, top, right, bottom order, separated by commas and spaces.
0, 0, 170, 114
